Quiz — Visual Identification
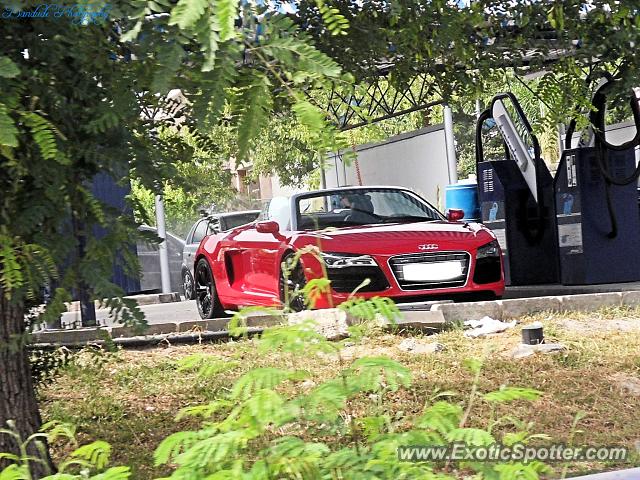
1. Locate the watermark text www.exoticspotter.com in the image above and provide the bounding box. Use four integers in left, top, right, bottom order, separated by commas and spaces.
398, 443, 629, 464
2, 4, 111, 24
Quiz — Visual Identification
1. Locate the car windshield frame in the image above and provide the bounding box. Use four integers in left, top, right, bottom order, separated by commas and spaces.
293, 187, 445, 231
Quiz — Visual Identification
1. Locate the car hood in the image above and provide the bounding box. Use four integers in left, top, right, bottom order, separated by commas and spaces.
297, 221, 495, 255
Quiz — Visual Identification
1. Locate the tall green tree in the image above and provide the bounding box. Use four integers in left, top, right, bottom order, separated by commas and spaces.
0, 1, 346, 476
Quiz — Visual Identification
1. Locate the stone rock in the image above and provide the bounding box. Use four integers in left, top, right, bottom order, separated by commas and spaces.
611, 373, 640, 397
510, 342, 566, 359
397, 338, 445, 354
288, 308, 349, 340
464, 316, 516, 338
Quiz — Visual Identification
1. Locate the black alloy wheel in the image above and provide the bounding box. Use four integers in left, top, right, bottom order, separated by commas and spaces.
195, 258, 223, 319
279, 253, 307, 312
182, 269, 196, 300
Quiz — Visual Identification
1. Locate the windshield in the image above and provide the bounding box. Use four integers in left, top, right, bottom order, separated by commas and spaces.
223, 211, 260, 230
296, 188, 443, 230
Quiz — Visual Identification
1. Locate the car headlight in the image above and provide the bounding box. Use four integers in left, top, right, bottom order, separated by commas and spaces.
476, 240, 500, 259
321, 252, 378, 268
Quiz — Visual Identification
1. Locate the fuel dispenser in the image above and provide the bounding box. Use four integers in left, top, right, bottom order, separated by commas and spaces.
554, 76, 640, 284
475, 93, 559, 285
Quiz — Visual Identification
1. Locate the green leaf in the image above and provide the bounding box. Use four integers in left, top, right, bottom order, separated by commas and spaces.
483, 387, 542, 403
292, 99, 326, 131
120, 19, 143, 42
231, 368, 301, 400
463, 357, 483, 374
417, 401, 463, 435
151, 42, 186, 94
0, 57, 20, 78
236, 73, 272, 160
213, 0, 238, 42
169, 0, 208, 29
21, 112, 59, 161
71, 440, 111, 470
446, 427, 495, 446
90, 466, 132, 480
350, 356, 412, 392
0, 104, 18, 147
154, 431, 202, 466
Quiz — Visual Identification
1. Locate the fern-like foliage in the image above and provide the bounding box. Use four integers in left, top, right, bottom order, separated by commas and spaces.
315, 0, 349, 36
21, 112, 61, 161
213, 0, 238, 42
446, 427, 496, 447
231, 368, 308, 400
0, 103, 19, 148
168, 0, 208, 29
417, 401, 463, 436
236, 72, 272, 161
349, 356, 412, 393
484, 387, 543, 403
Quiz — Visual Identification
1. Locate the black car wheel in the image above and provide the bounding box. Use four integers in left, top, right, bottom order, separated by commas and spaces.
195, 258, 223, 319
182, 269, 196, 300
279, 253, 307, 312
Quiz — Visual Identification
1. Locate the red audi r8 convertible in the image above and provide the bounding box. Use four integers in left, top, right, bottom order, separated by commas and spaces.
194, 186, 505, 318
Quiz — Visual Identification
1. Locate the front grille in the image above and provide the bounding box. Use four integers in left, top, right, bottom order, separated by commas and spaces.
388, 251, 470, 290
327, 266, 390, 293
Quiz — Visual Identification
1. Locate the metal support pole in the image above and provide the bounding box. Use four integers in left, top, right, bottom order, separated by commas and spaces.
443, 104, 458, 184
155, 195, 171, 294
73, 215, 97, 327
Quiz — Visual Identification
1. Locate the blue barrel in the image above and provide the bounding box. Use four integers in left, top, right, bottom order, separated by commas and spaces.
444, 182, 480, 220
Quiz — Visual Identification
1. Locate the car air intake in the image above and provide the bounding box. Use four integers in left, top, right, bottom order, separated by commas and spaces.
327, 266, 390, 293
388, 252, 470, 290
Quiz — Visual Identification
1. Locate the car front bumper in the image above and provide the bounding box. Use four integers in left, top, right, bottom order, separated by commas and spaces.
304, 250, 505, 308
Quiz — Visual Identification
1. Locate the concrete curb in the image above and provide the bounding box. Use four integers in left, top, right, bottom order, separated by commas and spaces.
32, 290, 640, 346
431, 291, 630, 322
64, 292, 181, 312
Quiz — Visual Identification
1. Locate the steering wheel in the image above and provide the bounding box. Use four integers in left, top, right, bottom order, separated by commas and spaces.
344, 207, 382, 223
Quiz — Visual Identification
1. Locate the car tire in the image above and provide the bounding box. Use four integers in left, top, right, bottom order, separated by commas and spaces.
279, 253, 307, 312
195, 258, 224, 319
182, 269, 196, 300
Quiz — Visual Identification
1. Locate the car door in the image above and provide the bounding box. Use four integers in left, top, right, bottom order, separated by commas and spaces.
184, 220, 209, 277
220, 198, 290, 305
248, 197, 292, 298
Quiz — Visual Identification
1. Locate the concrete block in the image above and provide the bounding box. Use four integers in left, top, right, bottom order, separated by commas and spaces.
133, 292, 180, 306
111, 322, 178, 338
431, 300, 503, 322
244, 312, 286, 328
32, 327, 107, 344
176, 319, 230, 333
621, 290, 640, 308
381, 310, 446, 332
560, 292, 622, 312
501, 296, 562, 319
288, 308, 349, 340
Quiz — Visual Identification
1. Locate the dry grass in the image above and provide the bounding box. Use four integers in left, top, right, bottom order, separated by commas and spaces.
38, 306, 640, 478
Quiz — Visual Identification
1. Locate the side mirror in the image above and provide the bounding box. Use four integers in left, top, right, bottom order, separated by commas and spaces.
256, 220, 279, 234
446, 209, 465, 222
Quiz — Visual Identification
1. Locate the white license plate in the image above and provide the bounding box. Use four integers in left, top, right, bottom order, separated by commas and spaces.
402, 261, 463, 282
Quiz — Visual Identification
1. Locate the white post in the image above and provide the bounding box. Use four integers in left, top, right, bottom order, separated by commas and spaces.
443, 104, 458, 184
154, 194, 171, 294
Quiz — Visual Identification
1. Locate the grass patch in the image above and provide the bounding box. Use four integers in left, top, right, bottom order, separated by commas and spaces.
38, 307, 640, 478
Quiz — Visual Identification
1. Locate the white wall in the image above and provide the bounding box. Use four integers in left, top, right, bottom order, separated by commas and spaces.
562, 119, 640, 165
324, 125, 451, 207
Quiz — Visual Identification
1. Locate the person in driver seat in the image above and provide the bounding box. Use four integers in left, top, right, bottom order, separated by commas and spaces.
341, 193, 376, 223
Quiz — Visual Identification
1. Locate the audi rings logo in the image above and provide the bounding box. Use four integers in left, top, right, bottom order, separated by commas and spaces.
418, 244, 438, 251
